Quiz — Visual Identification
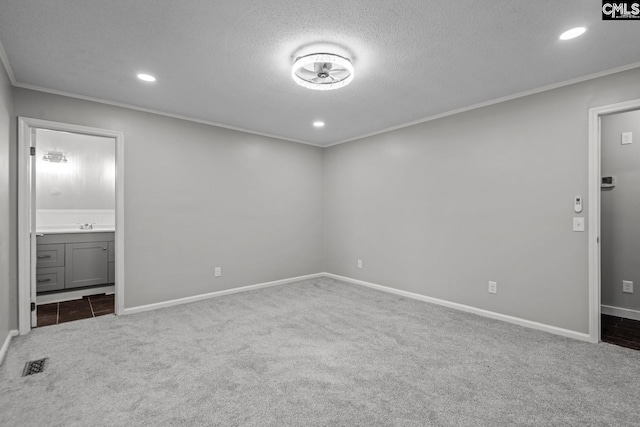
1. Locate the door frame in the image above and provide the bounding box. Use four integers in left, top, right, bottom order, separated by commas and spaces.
588, 98, 640, 343
18, 117, 125, 335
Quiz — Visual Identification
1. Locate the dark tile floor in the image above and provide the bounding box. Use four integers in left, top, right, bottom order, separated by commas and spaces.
601, 314, 640, 351
36, 294, 114, 327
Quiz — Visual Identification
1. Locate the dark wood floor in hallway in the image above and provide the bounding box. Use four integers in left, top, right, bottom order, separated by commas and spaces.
602, 314, 640, 351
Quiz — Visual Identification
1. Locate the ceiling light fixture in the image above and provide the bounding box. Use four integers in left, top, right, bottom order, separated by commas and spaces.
313, 121, 325, 128
292, 53, 354, 90
137, 73, 156, 82
42, 151, 68, 163
559, 27, 586, 40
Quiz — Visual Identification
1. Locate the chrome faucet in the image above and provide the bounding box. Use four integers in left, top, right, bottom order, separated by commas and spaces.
79, 223, 95, 230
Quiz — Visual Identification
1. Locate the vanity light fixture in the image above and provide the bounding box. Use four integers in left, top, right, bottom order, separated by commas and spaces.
313, 121, 325, 128
559, 27, 586, 40
137, 73, 156, 82
42, 151, 68, 163
292, 53, 354, 90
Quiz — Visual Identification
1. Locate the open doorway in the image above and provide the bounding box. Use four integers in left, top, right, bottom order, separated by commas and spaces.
599, 109, 640, 350
18, 118, 125, 335
34, 129, 116, 326
588, 99, 640, 346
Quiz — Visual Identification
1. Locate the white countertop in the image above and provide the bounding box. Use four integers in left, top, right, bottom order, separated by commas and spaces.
36, 226, 115, 234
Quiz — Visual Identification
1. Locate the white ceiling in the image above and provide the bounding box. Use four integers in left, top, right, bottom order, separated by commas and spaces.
1, 1, 639, 146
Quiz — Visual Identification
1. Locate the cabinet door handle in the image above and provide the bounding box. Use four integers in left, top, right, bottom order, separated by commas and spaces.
37, 278, 51, 283
37, 255, 51, 259
36, 234, 45, 237
103, 247, 107, 250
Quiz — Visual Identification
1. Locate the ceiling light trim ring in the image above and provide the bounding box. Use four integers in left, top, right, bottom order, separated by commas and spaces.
559, 27, 586, 40
292, 53, 354, 91
137, 73, 156, 82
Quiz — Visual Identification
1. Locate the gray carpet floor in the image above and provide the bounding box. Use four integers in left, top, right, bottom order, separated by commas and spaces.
1, 277, 640, 426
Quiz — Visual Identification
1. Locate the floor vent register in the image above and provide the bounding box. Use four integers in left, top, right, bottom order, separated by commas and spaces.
22, 358, 48, 376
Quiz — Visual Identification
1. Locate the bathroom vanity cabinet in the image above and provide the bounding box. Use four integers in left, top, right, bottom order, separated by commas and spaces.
36, 232, 115, 293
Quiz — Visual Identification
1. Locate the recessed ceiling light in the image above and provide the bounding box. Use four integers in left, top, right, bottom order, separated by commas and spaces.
137, 73, 156, 82
313, 121, 325, 128
559, 27, 586, 41
292, 53, 354, 91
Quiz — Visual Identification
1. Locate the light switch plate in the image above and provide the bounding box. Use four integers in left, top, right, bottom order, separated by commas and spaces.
621, 132, 633, 145
623, 280, 634, 294
573, 217, 585, 232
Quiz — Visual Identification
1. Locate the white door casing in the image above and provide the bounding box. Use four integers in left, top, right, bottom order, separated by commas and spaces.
18, 117, 125, 335
588, 98, 640, 343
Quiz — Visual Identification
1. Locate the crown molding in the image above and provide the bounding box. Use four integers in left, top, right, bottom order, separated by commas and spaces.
325, 62, 640, 147
12, 82, 325, 148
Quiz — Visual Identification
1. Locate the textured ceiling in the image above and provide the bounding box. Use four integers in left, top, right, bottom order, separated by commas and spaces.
1, 1, 639, 146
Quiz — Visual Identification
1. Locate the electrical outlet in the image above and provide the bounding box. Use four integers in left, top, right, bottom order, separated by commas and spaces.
357, 259, 362, 269
215, 267, 221, 277
488, 281, 497, 294
623, 280, 634, 294
621, 132, 633, 145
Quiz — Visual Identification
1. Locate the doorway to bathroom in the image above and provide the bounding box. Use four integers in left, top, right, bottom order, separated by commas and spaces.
598, 107, 640, 350
588, 99, 640, 348
18, 118, 125, 335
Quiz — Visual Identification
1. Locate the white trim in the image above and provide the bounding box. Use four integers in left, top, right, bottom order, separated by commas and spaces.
601, 305, 640, 322
122, 273, 324, 315
0, 38, 16, 85
18, 118, 125, 334
12, 83, 324, 148
36, 285, 115, 305
123, 270, 593, 341
588, 98, 640, 343
327, 62, 640, 147
325, 273, 591, 342
17, 120, 31, 335
0, 330, 19, 366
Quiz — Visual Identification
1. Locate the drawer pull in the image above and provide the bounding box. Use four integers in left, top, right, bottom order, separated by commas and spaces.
37, 255, 52, 259
37, 278, 52, 283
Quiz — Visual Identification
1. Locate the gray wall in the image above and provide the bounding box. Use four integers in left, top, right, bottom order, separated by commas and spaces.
601, 109, 640, 312
324, 67, 640, 334
8, 68, 640, 335
12, 88, 325, 314
0, 65, 12, 340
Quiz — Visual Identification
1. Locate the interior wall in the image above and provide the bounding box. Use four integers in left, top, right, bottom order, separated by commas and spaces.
0, 65, 13, 339
324, 67, 640, 334
601, 109, 640, 313
35, 130, 115, 211
12, 88, 325, 312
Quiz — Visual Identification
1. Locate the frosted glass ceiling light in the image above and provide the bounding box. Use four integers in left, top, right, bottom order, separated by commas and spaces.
292, 53, 354, 90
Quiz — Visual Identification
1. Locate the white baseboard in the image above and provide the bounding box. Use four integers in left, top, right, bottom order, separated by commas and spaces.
601, 305, 640, 322
324, 273, 591, 342
122, 273, 324, 315
0, 330, 19, 366
36, 285, 115, 304
108, 271, 592, 343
